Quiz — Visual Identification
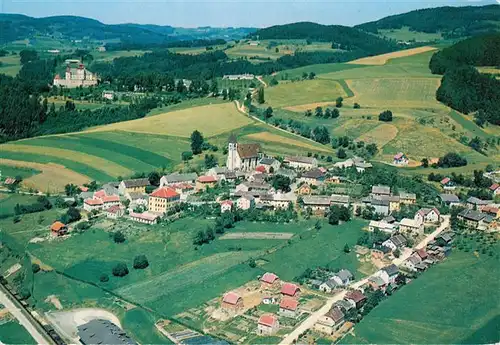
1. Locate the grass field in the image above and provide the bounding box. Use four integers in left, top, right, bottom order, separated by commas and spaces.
226, 40, 334, 61
377, 27, 442, 42
0, 164, 40, 180
343, 250, 500, 344
265, 79, 347, 108
0, 193, 39, 217
347, 46, 437, 65
0, 54, 22, 76
275, 63, 365, 80
0, 320, 36, 344
147, 98, 228, 117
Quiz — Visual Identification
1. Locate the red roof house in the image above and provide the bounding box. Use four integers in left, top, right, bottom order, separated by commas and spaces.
4, 177, 16, 185
281, 283, 300, 297
198, 175, 217, 183
258, 314, 279, 331
50, 221, 68, 236
345, 290, 366, 308
93, 189, 107, 199
416, 248, 428, 260
261, 272, 279, 285
150, 187, 180, 199
279, 298, 299, 311
490, 183, 499, 192
222, 292, 243, 310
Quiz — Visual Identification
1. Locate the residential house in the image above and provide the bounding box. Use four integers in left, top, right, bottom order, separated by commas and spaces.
237, 194, 255, 210
160, 173, 198, 187
84, 198, 103, 212
279, 298, 299, 318
275, 168, 297, 181
333, 300, 354, 313
126, 192, 148, 210
399, 192, 416, 205
371, 185, 391, 198
371, 245, 391, 259
457, 209, 486, 229
319, 279, 340, 293
118, 178, 150, 195
481, 205, 500, 219
207, 167, 230, 181
386, 196, 401, 212
382, 234, 407, 251
330, 194, 350, 208
314, 307, 345, 335
440, 177, 456, 190
281, 283, 300, 297
383, 215, 396, 224
148, 187, 180, 214
345, 290, 366, 309
302, 196, 331, 214
284, 156, 318, 170
414, 207, 440, 225
221, 292, 243, 312
368, 275, 388, 291
50, 221, 68, 236
226, 134, 261, 171
403, 255, 422, 272
297, 183, 312, 195
129, 212, 158, 225
335, 269, 353, 286
490, 183, 500, 196
102, 182, 120, 196
368, 220, 397, 234
257, 314, 279, 335
439, 194, 461, 207
326, 176, 342, 185
220, 200, 233, 213
260, 272, 280, 289
196, 175, 218, 191
393, 152, 408, 166
381, 264, 399, 284
235, 181, 271, 194
170, 183, 195, 200
416, 248, 428, 261
333, 156, 372, 173
399, 218, 424, 236
466, 197, 489, 210
259, 157, 281, 173
101, 195, 121, 210
260, 193, 294, 209
298, 168, 326, 186
436, 233, 453, 247
371, 198, 390, 216
106, 205, 124, 219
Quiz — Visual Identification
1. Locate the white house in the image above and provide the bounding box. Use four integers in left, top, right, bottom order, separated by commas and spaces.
319, 278, 341, 293
279, 298, 299, 318
414, 207, 440, 225
220, 200, 233, 213
160, 173, 198, 187
237, 194, 255, 210
84, 198, 103, 212
393, 152, 409, 166
368, 220, 397, 234
257, 314, 279, 335
382, 234, 407, 251
226, 134, 261, 171
284, 156, 318, 170
399, 218, 424, 236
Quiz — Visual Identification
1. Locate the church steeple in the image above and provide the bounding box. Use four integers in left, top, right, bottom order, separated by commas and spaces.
228, 133, 237, 144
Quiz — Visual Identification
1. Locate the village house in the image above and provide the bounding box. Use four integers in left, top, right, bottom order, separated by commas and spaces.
125, 192, 148, 210
385, 195, 401, 212
84, 198, 103, 212
371, 185, 391, 198
399, 218, 424, 236
381, 264, 399, 284
221, 292, 243, 312
403, 255, 425, 272
237, 194, 255, 210
281, 283, 300, 297
466, 196, 489, 210
50, 221, 68, 236
440, 177, 456, 190
102, 182, 120, 196
257, 314, 279, 336
106, 205, 124, 219
330, 194, 350, 208
196, 175, 218, 191
414, 207, 440, 225
220, 200, 233, 213
101, 195, 121, 210
439, 194, 461, 207
297, 183, 312, 195
368, 220, 397, 234
399, 192, 416, 205
416, 248, 428, 261
368, 275, 388, 291
258, 157, 281, 173
481, 205, 500, 219
284, 156, 318, 170
490, 183, 500, 196
345, 290, 366, 309
457, 209, 486, 229
118, 178, 150, 195
259, 193, 294, 209
235, 181, 271, 194
382, 234, 407, 251
148, 187, 180, 214
301, 195, 331, 214
129, 212, 158, 225
170, 183, 195, 200
275, 168, 298, 181
298, 168, 326, 186
319, 279, 340, 293
314, 307, 345, 335
102, 90, 114, 100
372, 245, 391, 259
325, 176, 342, 185
207, 167, 230, 181
226, 134, 261, 171
371, 198, 390, 216
393, 152, 409, 166
279, 298, 299, 318
335, 269, 354, 286
333, 156, 372, 173
160, 172, 198, 186
260, 272, 280, 289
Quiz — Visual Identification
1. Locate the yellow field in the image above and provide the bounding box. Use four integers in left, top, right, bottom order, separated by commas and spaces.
244, 132, 331, 153
0, 144, 131, 177
357, 124, 398, 148
87, 103, 253, 137
0, 159, 90, 192
347, 46, 437, 65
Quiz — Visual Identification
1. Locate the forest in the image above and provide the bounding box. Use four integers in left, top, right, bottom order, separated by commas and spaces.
430, 34, 500, 126
356, 5, 500, 38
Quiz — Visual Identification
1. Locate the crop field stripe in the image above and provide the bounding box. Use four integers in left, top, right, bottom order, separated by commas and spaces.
448, 110, 491, 139
347, 46, 437, 65
0, 151, 113, 182
336, 79, 355, 98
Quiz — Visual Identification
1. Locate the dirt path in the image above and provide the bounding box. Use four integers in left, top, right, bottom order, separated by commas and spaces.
256, 75, 268, 88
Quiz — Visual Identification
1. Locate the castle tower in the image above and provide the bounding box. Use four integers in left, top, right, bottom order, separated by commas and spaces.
226, 134, 238, 171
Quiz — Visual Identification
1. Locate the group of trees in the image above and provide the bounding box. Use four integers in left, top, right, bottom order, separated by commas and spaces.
304, 106, 340, 119
437, 152, 468, 168
327, 205, 351, 225
378, 110, 393, 122
14, 196, 52, 215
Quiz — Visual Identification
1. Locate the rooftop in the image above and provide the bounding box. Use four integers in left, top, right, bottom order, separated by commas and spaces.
222, 292, 241, 305
77, 319, 136, 345
150, 187, 179, 199
121, 178, 150, 188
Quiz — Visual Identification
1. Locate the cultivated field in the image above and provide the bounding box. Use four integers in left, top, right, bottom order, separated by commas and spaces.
0, 319, 36, 344
377, 27, 443, 42
244, 132, 332, 153
357, 123, 399, 148
0, 54, 22, 76
344, 250, 500, 344
226, 40, 334, 61
347, 46, 437, 65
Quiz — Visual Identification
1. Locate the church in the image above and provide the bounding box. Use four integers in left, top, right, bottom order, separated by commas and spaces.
226, 134, 261, 171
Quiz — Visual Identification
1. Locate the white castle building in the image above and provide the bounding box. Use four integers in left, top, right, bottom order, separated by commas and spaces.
53, 60, 98, 88
226, 134, 261, 171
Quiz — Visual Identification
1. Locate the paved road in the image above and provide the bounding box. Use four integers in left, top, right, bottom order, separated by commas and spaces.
279, 215, 450, 344
0, 285, 52, 344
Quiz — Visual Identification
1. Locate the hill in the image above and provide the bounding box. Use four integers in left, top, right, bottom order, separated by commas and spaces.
248, 22, 400, 55
356, 5, 500, 39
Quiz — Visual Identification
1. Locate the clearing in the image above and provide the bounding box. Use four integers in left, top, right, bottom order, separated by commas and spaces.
347, 46, 437, 65
357, 124, 399, 148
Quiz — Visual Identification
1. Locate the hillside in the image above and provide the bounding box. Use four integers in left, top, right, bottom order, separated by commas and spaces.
249, 22, 400, 55
356, 5, 500, 39
0, 14, 255, 44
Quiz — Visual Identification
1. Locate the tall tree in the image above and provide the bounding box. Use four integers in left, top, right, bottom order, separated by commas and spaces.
190, 130, 204, 154
257, 87, 265, 104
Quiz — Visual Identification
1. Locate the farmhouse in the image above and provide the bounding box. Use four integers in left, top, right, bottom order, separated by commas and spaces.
368, 275, 388, 291
220, 200, 233, 213
50, 221, 68, 236
275, 168, 298, 180
399, 192, 416, 205
148, 187, 180, 214
160, 173, 198, 186
118, 178, 150, 195
77, 319, 136, 345
106, 205, 124, 219
335, 269, 354, 285
440, 177, 456, 190
302, 195, 331, 214
490, 183, 500, 196
223, 74, 255, 80
279, 298, 299, 318
196, 175, 218, 191
260, 272, 280, 289
237, 194, 255, 210
319, 279, 340, 293
284, 156, 318, 170
368, 220, 397, 234
257, 314, 279, 336
333, 156, 372, 173
345, 290, 366, 309
314, 307, 345, 335
221, 292, 243, 311
330, 194, 350, 208
259, 157, 281, 173
457, 209, 486, 229
260, 193, 294, 209
125, 192, 148, 210
226, 134, 261, 171
439, 194, 461, 207
371, 198, 390, 216
371, 185, 391, 197
298, 168, 326, 186
393, 152, 408, 166
399, 218, 424, 236
481, 205, 500, 219
84, 198, 103, 212
101, 195, 121, 209
382, 234, 407, 251
466, 197, 489, 209
129, 212, 158, 225
297, 183, 312, 195
281, 283, 300, 297
414, 208, 440, 224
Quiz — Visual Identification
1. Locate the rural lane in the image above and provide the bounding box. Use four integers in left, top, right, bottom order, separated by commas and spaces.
279, 216, 450, 344
0, 285, 53, 344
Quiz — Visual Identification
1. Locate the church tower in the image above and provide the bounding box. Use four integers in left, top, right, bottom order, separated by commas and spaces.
226, 133, 238, 171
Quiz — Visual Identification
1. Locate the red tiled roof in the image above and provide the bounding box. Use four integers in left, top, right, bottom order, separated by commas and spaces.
79, 186, 89, 192
94, 190, 106, 199
440, 177, 450, 185
416, 248, 428, 260
490, 183, 499, 191
150, 187, 179, 199
345, 290, 366, 303
256, 165, 266, 173
258, 314, 277, 327
171, 183, 194, 190
51, 221, 66, 231
102, 195, 120, 203
394, 152, 405, 160
4, 177, 16, 185
280, 298, 299, 311
222, 292, 241, 305
106, 205, 122, 214
482, 205, 499, 214
260, 272, 279, 284
221, 200, 233, 206
85, 198, 103, 205
281, 283, 300, 296
198, 175, 217, 183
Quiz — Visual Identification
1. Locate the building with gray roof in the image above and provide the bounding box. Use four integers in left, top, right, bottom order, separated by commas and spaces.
78, 319, 136, 345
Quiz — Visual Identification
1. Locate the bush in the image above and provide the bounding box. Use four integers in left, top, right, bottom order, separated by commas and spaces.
32, 263, 41, 273
133, 255, 149, 269
113, 231, 126, 243
378, 110, 393, 122
112, 263, 129, 277
181, 151, 194, 161
437, 152, 468, 168
99, 274, 109, 282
